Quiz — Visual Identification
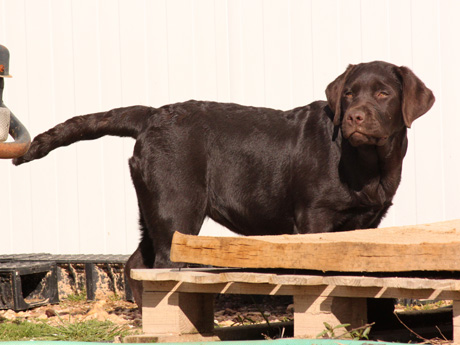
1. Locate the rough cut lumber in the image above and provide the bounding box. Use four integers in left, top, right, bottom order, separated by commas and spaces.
170, 219, 460, 272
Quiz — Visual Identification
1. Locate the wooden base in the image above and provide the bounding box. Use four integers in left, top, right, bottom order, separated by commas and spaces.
142, 290, 214, 335
133, 268, 460, 342
293, 295, 367, 337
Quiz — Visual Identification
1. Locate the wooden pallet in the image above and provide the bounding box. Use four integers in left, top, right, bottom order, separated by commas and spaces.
132, 268, 460, 342
133, 219, 460, 342
0, 261, 59, 311
0, 254, 132, 302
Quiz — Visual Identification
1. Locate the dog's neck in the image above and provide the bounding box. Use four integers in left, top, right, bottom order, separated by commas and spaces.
339, 127, 407, 204
376, 127, 408, 195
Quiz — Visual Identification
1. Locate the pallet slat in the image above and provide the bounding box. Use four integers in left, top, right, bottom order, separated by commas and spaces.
132, 268, 460, 292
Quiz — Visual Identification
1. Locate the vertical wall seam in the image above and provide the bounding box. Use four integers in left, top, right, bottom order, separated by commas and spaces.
22, 0, 35, 249
261, 0, 266, 107
48, 0, 61, 252
359, 0, 363, 61
69, 0, 81, 253
309, 0, 315, 97
1, 0, 13, 253
191, 0, 197, 100
224, 0, 231, 102
212, 0, 219, 101
143, 0, 150, 106
164, 0, 171, 103
435, 0, 446, 220
96, 0, 108, 254
408, 0, 418, 224
385, 0, 391, 62
287, 0, 294, 108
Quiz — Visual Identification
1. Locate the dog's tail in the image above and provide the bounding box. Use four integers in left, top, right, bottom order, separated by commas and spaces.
13, 105, 152, 166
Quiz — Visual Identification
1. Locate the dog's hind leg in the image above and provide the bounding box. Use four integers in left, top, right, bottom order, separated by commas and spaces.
128, 144, 207, 269
124, 211, 155, 309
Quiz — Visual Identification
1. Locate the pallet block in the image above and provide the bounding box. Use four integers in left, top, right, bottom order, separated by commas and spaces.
142, 290, 214, 335
132, 268, 460, 341
293, 295, 367, 336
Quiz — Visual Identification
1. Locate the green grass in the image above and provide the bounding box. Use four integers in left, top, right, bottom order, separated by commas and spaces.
0, 319, 54, 341
400, 300, 452, 312
65, 289, 88, 303
0, 318, 130, 342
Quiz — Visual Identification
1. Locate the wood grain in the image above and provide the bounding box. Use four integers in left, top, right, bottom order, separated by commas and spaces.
170, 219, 460, 272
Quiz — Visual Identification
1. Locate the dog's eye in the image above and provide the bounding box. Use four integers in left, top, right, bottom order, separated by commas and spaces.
376, 91, 389, 99
344, 91, 353, 99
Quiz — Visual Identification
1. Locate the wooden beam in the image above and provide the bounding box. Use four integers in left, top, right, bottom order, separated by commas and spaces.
170, 219, 460, 272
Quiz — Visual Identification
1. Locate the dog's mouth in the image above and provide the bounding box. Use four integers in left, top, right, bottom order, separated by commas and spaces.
346, 131, 389, 147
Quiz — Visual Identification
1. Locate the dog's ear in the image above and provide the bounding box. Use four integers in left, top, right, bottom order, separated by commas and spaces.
397, 66, 435, 128
326, 64, 355, 126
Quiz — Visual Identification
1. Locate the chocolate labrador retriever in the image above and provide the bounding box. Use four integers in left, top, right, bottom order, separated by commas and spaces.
13, 61, 434, 308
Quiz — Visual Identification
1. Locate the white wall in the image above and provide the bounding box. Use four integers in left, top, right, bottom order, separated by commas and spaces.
0, 0, 458, 255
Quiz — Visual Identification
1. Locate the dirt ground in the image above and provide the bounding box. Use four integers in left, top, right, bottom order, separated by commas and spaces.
0, 295, 453, 343
0, 294, 294, 330
0, 298, 141, 328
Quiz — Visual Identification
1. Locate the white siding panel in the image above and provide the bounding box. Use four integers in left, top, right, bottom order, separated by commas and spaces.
387, 0, 412, 67
118, 0, 151, 253
98, 0, 129, 254
227, 0, 245, 104
289, 0, 314, 106
384, 0, 417, 227
192, 0, 219, 101
239, 0, 265, 106
410, 0, 444, 224
1, 0, 34, 253
165, 0, 194, 103
439, 0, 460, 221
0, 0, 458, 255
50, 0, 80, 253
71, 0, 106, 253
263, 0, 292, 110
337, 0, 361, 66
311, 0, 340, 99
360, 0, 390, 62
145, 0, 170, 106
214, 0, 231, 102
24, 0, 59, 252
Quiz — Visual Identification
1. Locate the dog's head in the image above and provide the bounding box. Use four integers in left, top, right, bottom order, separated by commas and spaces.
326, 61, 435, 147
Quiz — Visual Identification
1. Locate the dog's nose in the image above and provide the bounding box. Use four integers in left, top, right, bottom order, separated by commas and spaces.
347, 110, 366, 126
